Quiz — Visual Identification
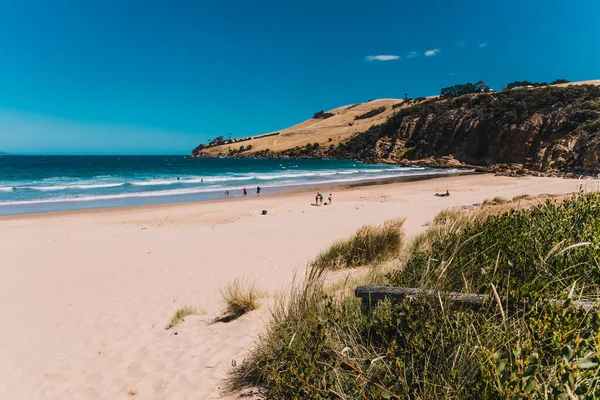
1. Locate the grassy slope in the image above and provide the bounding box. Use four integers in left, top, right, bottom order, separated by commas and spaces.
195, 99, 403, 156
193, 80, 600, 159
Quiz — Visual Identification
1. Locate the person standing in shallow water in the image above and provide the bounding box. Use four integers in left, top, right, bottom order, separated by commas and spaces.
256, 186, 261, 196
243, 187, 247, 196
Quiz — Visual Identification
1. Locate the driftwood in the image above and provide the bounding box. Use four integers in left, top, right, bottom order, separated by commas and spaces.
355, 286, 596, 313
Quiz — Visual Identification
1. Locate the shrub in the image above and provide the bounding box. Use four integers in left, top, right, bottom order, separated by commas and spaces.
441, 80, 489, 97
209, 135, 226, 146
218, 279, 259, 322
312, 218, 404, 269
354, 106, 386, 120
313, 110, 334, 119
505, 80, 549, 90
167, 305, 199, 329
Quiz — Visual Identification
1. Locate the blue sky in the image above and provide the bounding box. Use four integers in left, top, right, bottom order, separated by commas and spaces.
0, 0, 599, 155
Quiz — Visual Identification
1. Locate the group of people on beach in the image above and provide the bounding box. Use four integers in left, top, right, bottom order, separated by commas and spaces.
223, 187, 334, 206
224, 186, 261, 197
314, 192, 332, 206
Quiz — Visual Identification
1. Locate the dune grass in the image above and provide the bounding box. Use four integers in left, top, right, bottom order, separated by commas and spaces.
483, 195, 509, 205
167, 305, 200, 329
218, 279, 259, 322
226, 192, 600, 399
312, 217, 405, 270
512, 193, 532, 201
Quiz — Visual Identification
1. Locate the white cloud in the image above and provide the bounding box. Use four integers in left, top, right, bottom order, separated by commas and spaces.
424, 49, 440, 57
406, 51, 419, 59
365, 55, 401, 61
478, 43, 488, 49
455, 40, 467, 47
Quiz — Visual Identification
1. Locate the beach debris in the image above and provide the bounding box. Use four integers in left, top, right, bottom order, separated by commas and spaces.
261, 210, 268, 215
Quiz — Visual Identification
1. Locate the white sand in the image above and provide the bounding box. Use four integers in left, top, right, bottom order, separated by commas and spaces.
0, 174, 593, 399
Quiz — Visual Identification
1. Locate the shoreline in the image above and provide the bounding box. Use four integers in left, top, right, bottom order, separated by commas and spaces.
0, 174, 592, 400
0, 170, 477, 219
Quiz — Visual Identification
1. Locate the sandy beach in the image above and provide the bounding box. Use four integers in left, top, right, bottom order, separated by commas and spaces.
0, 174, 594, 400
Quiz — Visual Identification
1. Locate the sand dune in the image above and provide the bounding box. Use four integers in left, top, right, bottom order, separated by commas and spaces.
0, 174, 595, 399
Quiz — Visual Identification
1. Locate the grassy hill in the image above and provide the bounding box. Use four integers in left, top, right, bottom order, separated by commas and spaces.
192, 80, 600, 175
192, 99, 405, 156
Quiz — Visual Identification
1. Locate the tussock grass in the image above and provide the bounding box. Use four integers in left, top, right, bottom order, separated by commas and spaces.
227, 192, 600, 399
483, 195, 509, 205
512, 193, 532, 201
407, 207, 487, 257
167, 305, 200, 329
312, 217, 405, 270
218, 279, 259, 322
429, 207, 464, 225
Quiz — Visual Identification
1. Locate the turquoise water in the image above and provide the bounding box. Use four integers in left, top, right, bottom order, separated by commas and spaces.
0, 156, 462, 214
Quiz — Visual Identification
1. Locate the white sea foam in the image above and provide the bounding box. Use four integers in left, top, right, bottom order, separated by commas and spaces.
0, 168, 469, 207
3, 168, 419, 193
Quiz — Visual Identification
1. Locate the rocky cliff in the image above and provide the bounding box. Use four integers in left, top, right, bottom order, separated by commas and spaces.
193, 83, 600, 175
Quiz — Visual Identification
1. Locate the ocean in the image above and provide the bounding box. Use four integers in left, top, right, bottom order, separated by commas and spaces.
0, 156, 464, 215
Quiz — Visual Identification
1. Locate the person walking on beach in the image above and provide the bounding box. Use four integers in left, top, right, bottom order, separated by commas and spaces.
318, 193, 324, 205
243, 187, 247, 196
328, 194, 332, 205
315, 193, 320, 205
256, 186, 261, 196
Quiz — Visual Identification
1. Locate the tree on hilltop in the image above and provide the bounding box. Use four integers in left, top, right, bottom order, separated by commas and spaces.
440, 81, 489, 98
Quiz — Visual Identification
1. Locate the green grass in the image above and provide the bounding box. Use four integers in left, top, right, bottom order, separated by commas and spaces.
312, 217, 405, 270
226, 192, 600, 398
218, 279, 259, 322
167, 305, 200, 329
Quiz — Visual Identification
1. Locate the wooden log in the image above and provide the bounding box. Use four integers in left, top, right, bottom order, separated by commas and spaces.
355, 286, 596, 313
355, 286, 487, 313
